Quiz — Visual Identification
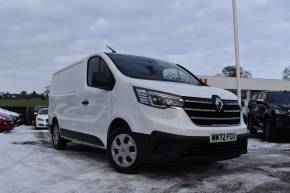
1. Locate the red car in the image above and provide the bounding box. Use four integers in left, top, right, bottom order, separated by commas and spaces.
0, 113, 13, 132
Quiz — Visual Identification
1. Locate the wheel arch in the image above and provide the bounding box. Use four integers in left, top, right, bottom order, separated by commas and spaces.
49, 117, 58, 134
107, 118, 132, 141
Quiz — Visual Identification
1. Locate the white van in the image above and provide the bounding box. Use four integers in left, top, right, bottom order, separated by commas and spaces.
49, 52, 248, 173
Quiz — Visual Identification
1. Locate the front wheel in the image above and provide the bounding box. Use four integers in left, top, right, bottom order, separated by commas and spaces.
108, 127, 141, 174
51, 122, 67, 150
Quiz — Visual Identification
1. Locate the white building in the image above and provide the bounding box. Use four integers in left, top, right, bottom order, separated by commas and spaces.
197, 75, 290, 101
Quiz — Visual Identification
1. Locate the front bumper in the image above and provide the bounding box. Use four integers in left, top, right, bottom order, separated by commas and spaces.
134, 131, 248, 163
36, 121, 48, 128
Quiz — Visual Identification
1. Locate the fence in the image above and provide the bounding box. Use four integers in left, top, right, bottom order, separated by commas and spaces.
0, 106, 34, 125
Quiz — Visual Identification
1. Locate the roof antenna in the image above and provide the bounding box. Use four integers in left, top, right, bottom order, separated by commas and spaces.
106, 45, 117, 53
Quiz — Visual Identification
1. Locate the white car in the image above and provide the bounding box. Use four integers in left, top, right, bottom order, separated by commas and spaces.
36, 108, 48, 129
49, 52, 248, 173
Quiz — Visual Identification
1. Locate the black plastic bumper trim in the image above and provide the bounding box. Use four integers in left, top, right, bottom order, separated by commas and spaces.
133, 131, 248, 163
60, 128, 105, 147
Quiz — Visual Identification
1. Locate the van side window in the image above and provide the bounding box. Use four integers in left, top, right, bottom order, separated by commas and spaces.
87, 56, 115, 90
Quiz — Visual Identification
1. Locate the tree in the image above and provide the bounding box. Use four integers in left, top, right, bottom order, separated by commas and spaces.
220, 65, 252, 78
4, 92, 11, 99
244, 71, 252, 78
31, 91, 39, 98
43, 85, 50, 98
282, 66, 290, 80
20, 90, 27, 98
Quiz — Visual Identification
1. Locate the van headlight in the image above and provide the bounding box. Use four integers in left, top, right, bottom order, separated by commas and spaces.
133, 87, 184, 108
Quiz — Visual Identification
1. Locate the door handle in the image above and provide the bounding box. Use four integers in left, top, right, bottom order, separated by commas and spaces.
82, 100, 89, 105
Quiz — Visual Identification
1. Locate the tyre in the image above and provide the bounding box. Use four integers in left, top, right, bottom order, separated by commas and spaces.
264, 118, 274, 141
247, 115, 257, 135
51, 121, 67, 150
107, 127, 141, 174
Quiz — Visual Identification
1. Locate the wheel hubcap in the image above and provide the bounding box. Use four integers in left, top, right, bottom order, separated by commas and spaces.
53, 125, 59, 145
111, 134, 137, 168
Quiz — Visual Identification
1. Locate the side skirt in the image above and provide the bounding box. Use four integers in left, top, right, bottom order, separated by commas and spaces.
60, 128, 105, 149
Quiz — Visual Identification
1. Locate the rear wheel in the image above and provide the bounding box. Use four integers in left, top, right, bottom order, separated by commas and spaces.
108, 127, 141, 174
247, 115, 257, 135
51, 121, 67, 150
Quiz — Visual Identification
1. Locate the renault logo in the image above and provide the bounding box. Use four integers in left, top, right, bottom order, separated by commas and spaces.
211, 95, 224, 112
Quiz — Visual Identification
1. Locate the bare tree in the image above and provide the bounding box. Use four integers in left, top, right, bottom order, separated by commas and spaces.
43, 86, 50, 98
282, 66, 290, 80
244, 70, 252, 78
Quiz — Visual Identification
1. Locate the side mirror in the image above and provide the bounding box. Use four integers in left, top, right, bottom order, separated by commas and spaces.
92, 72, 114, 90
256, 99, 265, 105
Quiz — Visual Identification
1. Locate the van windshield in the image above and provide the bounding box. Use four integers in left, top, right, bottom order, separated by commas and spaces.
106, 53, 202, 85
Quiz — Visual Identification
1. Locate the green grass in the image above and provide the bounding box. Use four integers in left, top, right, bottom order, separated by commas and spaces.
0, 99, 48, 107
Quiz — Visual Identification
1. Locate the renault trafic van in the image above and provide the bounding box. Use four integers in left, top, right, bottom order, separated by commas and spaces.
49, 52, 248, 173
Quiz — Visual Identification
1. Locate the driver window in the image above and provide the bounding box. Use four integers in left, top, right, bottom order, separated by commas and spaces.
87, 56, 100, 87
87, 56, 115, 89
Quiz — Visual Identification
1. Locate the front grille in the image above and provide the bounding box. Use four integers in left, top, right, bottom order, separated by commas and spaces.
183, 96, 240, 126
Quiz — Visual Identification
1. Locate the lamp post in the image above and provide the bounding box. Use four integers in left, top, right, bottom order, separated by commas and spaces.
232, 0, 241, 105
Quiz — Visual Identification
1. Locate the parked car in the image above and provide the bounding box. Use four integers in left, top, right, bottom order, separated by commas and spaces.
0, 108, 22, 125
33, 105, 48, 125
247, 91, 290, 141
49, 52, 248, 173
35, 108, 48, 129
0, 112, 13, 132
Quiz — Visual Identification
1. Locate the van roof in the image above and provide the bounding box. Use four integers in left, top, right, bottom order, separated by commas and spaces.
52, 52, 105, 76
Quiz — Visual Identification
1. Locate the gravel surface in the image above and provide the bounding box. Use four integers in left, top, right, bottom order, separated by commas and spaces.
0, 126, 290, 193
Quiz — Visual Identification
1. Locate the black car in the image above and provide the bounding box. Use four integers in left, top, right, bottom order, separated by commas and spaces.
247, 91, 290, 141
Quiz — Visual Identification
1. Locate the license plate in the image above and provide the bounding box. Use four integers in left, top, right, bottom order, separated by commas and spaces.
210, 133, 237, 143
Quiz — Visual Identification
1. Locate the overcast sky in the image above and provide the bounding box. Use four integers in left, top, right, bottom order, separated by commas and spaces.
1, 0, 290, 93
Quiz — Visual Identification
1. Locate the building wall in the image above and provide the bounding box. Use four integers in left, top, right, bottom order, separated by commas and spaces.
198, 75, 290, 91
197, 75, 290, 101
